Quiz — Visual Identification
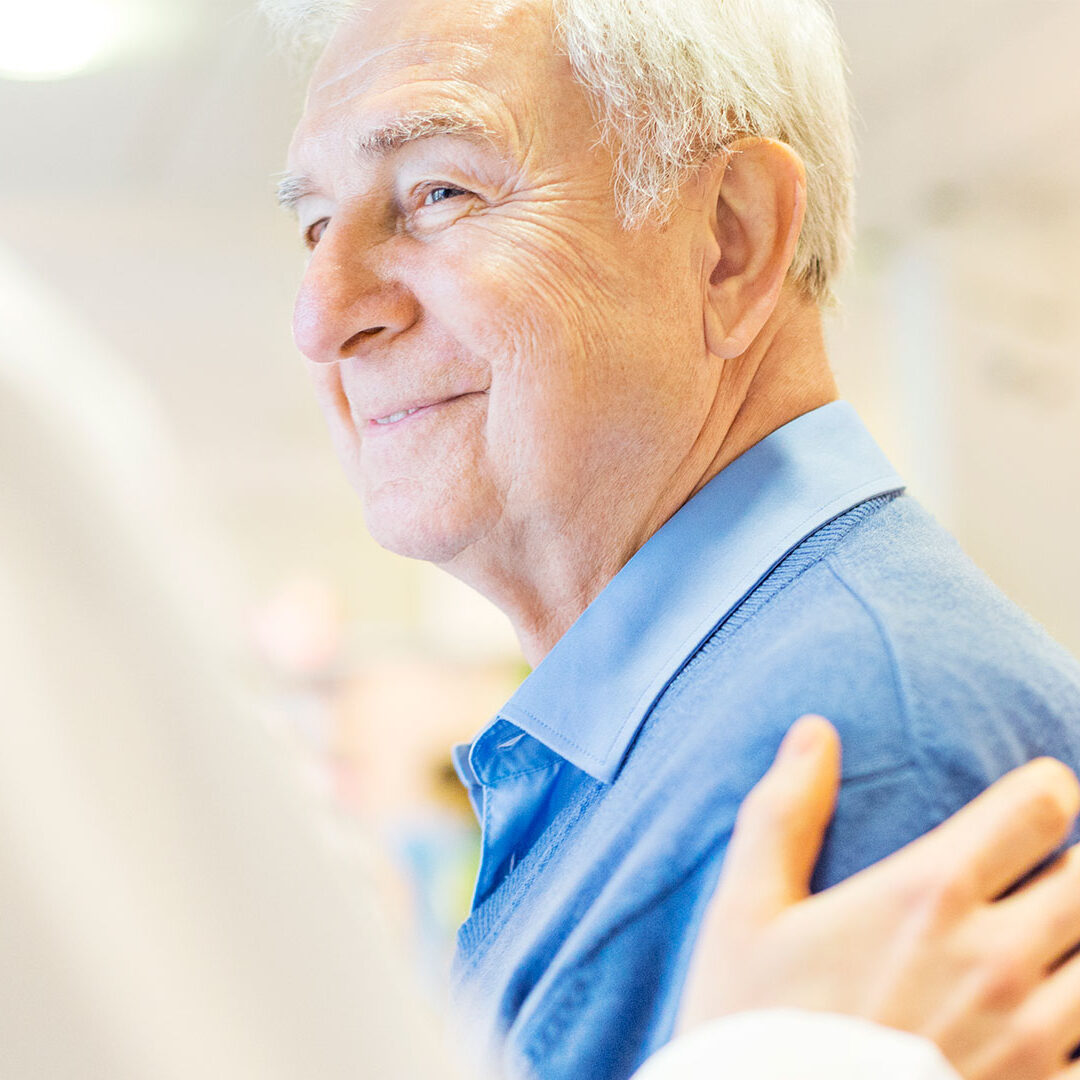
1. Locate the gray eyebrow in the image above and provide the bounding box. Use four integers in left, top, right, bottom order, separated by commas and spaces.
275, 109, 507, 215
275, 173, 319, 214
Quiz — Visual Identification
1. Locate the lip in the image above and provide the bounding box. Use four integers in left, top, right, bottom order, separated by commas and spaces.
361, 391, 484, 434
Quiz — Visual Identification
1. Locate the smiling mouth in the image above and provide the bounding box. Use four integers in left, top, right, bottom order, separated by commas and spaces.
365, 391, 484, 431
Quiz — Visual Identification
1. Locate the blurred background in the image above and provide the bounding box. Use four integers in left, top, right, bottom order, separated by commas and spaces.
1, 0, 1078, 969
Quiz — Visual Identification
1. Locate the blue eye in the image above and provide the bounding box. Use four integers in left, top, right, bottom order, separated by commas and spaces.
423, 186, 469, 206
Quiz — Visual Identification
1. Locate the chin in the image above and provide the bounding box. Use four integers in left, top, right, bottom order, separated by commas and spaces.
361, 479, 492, 565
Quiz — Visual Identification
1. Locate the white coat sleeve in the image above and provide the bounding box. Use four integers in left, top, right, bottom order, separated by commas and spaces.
631, 1010, 963, 1080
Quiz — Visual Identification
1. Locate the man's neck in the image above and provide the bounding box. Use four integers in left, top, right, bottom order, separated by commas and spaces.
694, 300, 839, 501
443, 297, 838, 666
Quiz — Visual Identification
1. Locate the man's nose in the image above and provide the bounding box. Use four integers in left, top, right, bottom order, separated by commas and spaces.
292, 224, 419, 365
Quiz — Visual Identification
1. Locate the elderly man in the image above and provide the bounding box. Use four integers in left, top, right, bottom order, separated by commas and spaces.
270, 0, 1080, 1076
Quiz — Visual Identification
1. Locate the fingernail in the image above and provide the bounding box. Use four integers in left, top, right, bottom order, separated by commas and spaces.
784, 716, 825, 757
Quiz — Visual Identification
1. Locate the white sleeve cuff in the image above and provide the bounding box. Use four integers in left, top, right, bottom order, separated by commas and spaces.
631, 1009, 962, 1080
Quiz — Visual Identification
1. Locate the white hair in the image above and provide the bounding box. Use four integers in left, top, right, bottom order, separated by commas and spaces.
261, 0, 855, 303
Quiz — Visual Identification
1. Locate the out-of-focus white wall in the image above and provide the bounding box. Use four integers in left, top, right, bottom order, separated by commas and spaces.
827, 1, 1080, 654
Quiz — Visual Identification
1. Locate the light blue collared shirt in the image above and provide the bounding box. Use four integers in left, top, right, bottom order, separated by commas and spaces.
453, 402, 1080, 1080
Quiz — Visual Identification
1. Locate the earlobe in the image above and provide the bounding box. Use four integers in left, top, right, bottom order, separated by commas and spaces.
703, 305, 743, 362
701, 138, 808, 361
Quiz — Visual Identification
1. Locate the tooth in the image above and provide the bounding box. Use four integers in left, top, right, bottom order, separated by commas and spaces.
375, 406, 425, 425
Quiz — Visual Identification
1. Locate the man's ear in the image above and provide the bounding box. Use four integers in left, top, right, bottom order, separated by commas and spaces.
701, 138, 808, 361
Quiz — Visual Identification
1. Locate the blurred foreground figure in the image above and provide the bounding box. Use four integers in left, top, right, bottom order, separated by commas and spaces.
0, 253, 450, 1080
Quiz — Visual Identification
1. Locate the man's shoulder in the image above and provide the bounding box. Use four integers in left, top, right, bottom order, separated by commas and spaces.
824, 494, 1080, 744
637, 493, 1080, 791
620, 492, 1080, 890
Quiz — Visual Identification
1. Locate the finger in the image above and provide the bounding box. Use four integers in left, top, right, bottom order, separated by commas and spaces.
898, 758, 1080, 905
993, 842, 1080, 969
1018, 947, 1080, 1066
716, 715, 841, 921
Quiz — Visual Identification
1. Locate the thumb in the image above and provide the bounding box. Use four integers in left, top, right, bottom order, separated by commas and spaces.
716, 715, 842, 922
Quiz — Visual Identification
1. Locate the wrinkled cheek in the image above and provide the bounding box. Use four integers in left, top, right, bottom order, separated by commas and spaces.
420, 230, 621, 509
428, 229, 609, 375
306, 358, 347, 420
305, 358, 363, 486
483, 375, 596, 518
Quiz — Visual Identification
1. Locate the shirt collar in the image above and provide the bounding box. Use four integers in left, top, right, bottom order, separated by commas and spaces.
477, 402, 904, 785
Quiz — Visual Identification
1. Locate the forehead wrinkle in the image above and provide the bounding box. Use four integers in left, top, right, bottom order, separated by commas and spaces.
314, 39, 417, 95
314, 37, 491, 98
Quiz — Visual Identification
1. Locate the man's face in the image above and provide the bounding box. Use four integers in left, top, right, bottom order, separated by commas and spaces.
287, 0, 714, 567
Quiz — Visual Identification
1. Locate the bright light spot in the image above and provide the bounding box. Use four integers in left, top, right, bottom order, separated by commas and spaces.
0, 1, 126, 81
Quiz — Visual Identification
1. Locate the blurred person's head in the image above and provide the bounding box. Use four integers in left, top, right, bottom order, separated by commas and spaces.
270, 0, 852, 656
